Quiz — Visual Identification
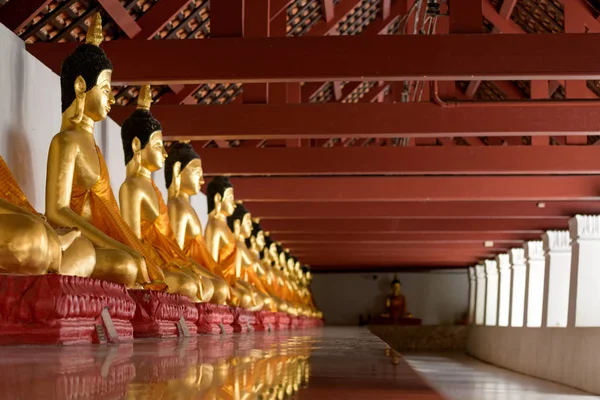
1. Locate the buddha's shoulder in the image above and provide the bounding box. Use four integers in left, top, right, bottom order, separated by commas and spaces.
50, 130, 86, 147
120, 175, 148, 192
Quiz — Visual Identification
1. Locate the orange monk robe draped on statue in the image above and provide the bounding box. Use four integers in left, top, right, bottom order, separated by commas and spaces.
69, 147, 167, 290
0, 157, 38, 214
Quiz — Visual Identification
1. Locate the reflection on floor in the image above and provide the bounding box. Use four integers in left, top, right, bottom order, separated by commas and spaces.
404, 353, 600, 400
0, 327, 444, 400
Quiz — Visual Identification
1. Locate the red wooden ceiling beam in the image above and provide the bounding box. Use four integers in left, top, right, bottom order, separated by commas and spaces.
97, 0, 141, 38
28, 34, 600, 84
196, 146, 600, 176
226, 176, 600, 202
273, 231, 543, 243
482, 0, 523, 34
310, 263, 481, 270
287, 242, 508, 250
259, 218, 567, 233
0, 0, 51, 32
109, 102, 600, 140
244, 201, 600, 219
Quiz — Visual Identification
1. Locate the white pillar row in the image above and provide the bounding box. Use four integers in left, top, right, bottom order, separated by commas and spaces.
485, 260, 499, 326
542, 230, 572, 328
475, 264, 486, 326
467, 266, 476, 325
524, 241, 545, 328
509, 248, 527, 327
497, 254, 512, 327
568, 215, 600, 327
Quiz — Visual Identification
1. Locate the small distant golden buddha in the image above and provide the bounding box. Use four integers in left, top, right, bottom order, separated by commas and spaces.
45, 13, 163, 289
385, 276, 412, 320
118, 85, 212, 302
163, 142, 233, 305
205, 176, 254, 309
0, 157, 95, 276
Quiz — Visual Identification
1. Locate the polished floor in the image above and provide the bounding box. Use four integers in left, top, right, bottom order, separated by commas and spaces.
1, 327, 593, 400
405, 353, 600, 400
0, 327, 442, 400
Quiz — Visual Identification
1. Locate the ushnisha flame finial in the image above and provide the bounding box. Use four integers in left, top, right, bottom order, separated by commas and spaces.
137, 85, 153, 111
86, 13, 104, 47
252, 217, 261, 224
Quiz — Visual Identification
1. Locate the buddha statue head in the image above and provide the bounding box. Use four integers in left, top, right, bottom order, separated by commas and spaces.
391, 275, 402, 296
207, 176, 236, 217
121, 85, 167, 173
164, 142, 205, 197
247, 218, 265, 253
60, 13, 114, 128
227, 202, 253, 239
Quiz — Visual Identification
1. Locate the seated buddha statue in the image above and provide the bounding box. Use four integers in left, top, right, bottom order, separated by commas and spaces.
276, 245, 301, 316
45, 13, 164, 289
163, 141, 234, 305
205, 176, 255, 309
118, 85, 215, 302
262, 234, 290, 314
246, 220, 286, 312
225, 204, 272, 312
0, 157, 95, 276
385, 276, 412, 320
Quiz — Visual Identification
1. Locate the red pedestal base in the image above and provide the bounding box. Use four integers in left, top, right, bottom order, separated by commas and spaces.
128, 290, 198, 338
254, 311, 276, 332
275, 312, 291, 331
232, 307, 254, 333
290, 316, 300, 330
197, 303, 234, 334
0, 274, 136, 345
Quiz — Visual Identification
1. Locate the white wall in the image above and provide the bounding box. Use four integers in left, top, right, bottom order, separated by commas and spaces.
312, 270, 469, 326
0, 23, 209, 226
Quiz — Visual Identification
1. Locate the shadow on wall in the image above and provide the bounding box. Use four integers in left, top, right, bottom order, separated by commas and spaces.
4, 45, 35, 205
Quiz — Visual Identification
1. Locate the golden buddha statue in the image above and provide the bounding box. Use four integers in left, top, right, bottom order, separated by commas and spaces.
163, 142, 233, 305
45, 13, 163, 288
226, 203, 268, 312
0, 157, 95, 276
118, 85, 214, 302
262, 234, 291, 314
385, 276, 412, 320
246, 220, 284, 312
205, 176, 254, 309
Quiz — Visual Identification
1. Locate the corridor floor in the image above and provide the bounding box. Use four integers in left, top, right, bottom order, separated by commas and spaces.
1, 327, 591, 399
404, 352, 600, 400
0, 327, 442, 399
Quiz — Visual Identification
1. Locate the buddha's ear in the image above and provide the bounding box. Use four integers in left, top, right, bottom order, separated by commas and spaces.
214, 193, 222, 204
172, 161, 182, 177
74, 76, 87, 97
132, 137, 142, 153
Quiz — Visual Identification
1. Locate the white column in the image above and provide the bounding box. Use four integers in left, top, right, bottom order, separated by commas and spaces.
497, 254, 512, 327
485, 260, 499, 326
568, 215, 600, 327
467, 266, 476, 324
542, 230, 572, 328
475, 264, 486, 326
509, 248, 527, 327
524, 241, 545, 328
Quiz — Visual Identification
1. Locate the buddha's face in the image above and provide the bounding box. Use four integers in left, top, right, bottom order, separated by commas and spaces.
180, 159, 204, 195
219, 188, 235, 216
240, 213, 253, 238
287, 258, 294, 270
269, 244, 278, 260
392, 282, 401, 296
256, 231, 265, 249
140, 131, 167, 171
82, 69, 114, 121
